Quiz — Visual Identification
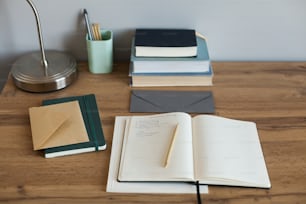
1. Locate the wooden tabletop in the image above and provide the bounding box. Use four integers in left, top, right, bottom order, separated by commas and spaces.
1, 62, 306, 203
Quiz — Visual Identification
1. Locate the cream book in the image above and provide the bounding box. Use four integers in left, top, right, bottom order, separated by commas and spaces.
118, 112, 271, 188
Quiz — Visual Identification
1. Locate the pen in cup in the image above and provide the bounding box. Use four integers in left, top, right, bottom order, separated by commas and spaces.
83, 9, 93, 40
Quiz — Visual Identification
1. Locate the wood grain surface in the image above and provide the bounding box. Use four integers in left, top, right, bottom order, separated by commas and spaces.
0, 62, 306, 203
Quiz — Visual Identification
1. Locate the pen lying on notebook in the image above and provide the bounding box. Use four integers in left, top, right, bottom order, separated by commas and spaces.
164, 124, 179, 168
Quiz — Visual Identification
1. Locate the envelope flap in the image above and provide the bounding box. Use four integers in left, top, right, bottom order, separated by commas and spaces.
29, 107, 68, 150
130, 90, 215, 113
29, 101, 89, 150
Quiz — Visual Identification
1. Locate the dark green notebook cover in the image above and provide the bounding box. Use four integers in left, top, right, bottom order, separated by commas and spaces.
42, 94, 106, 158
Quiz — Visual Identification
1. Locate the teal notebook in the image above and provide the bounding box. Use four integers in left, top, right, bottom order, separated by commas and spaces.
42, 94, 106, 158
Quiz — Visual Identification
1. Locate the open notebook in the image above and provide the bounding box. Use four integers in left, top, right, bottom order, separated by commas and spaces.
117, 112, 271, 188
107, 115, 208, 194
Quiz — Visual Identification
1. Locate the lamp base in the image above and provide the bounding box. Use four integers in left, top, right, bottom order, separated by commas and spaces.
11, 50, 77, 92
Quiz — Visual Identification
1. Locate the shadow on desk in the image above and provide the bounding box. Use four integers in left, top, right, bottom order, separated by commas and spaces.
0, 78, 8, 93
0, 68, 9, 92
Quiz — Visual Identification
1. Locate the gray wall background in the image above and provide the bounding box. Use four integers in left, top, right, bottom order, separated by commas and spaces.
1, 0, 306, 85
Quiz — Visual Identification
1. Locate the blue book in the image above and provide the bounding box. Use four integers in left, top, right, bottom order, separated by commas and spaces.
129, 63, 213, 76
131, 37, 210, 74
129, 63, 213, 87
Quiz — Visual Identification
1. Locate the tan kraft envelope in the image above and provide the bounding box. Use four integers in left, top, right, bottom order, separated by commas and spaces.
29, 101, 89, 150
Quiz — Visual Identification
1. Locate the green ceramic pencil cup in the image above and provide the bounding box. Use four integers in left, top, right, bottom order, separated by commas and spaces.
86, 30, 113, 74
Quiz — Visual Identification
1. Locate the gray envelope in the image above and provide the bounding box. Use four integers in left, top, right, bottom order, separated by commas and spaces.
130, 90, 215, 113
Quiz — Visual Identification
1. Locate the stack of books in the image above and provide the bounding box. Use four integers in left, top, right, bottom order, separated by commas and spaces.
129, 29, 213, 87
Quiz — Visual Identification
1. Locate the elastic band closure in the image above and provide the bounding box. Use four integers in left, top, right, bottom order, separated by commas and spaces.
83, 95, 99, 151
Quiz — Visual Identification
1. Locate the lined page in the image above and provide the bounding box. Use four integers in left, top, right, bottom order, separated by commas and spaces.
192, 115, 271, 188
118, 112, 195, 182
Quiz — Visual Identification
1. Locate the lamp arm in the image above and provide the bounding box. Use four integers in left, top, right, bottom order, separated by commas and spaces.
26, 0, 48, 68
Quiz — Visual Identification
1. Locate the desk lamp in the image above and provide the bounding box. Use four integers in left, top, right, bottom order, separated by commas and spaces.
11, 0, 77, 92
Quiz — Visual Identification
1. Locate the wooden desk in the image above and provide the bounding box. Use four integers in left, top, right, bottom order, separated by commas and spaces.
1, 62, 306, 203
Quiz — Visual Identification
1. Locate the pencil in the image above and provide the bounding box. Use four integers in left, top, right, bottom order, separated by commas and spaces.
92, 23, 101, 40
164, 124, 179, 168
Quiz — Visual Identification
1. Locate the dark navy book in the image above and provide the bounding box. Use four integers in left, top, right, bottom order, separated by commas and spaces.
134, 29, 197, 57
